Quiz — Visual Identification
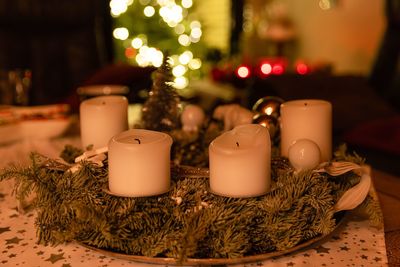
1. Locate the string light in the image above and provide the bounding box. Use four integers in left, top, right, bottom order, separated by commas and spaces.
144, 6, 155, 17
181, 0, 193, 8
174, 24, 185, 34
178, 34, 191, 46
113, 27, 129, 40
296, 62, 309, 75
172, 65, 187, 77
272, 64, 284, 75
110, 0, 132, 17
179, 51, 193, 65
236, 66, 251, 78
260, 62, 272, 75
131, 37, 143, 49
174, 76, 188, 89
188, 58, 202, 70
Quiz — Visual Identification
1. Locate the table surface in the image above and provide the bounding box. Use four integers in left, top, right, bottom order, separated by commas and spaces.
0, 136, 397, 267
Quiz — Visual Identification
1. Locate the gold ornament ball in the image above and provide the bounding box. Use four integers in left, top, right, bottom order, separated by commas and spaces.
252, 96, 285, 118
252, 113, 279, 139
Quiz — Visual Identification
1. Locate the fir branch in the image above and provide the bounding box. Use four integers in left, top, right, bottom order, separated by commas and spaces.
334, 144, 365, 164
59, 145, 83, 164
0, 144, 378, 260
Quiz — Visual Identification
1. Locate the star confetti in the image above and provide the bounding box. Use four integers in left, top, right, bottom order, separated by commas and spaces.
0, 227, 10, 234
45, 253, 65, 264
314, 245, 330, 254
5, 237, 23, 245
373, 257, 382, 262
340, 246, 350, 251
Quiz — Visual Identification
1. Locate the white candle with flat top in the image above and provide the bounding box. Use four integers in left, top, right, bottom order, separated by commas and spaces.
108, 129, 173, 197
280, 99, 332, 162
209, 124, 271, 198
80, 95, 128, 149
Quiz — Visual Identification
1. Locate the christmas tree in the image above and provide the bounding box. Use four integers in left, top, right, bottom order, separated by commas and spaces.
110, 0, 206, 89
142, 57, 181, 132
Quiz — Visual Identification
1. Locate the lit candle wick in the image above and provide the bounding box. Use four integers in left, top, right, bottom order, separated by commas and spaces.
236, 142, 240, 147
134, 138, 141, 144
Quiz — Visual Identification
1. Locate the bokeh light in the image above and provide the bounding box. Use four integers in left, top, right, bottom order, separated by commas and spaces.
113, 27, 129, 40
144, 6, 155, 17
237, 66, 251, 78
179, 51, 193, 65
296, 62, 309, 75
272, 64, 284, 75
131, 37, 144, 49
178, 34, 191, 46
112, 0, 202, 76
188, 58, 201, 70
172, 65, 187, 77
174, 76, 188, 89
260, 63, 272, 75
181, 0, 193, 9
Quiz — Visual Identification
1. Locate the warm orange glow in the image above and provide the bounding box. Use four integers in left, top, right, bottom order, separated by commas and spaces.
125, 47, 136, 58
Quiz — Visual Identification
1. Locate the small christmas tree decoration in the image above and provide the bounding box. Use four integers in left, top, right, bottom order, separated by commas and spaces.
142, 57, 181, 132
181, 104, 205, 133
288, 139, 321, 171
252, 96, 284, 118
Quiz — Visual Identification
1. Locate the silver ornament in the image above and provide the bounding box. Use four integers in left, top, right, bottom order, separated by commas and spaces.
252, 113, 279, 140
252, 96, 284, 118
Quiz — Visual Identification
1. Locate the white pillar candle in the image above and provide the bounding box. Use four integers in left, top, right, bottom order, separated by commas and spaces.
108, 129, 173, 197
80, 95, 128, 149
209, 124, 271, 198
280, 99, 332, 162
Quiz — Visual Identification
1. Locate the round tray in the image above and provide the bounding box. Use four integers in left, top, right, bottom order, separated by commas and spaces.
78, 212, 347, 266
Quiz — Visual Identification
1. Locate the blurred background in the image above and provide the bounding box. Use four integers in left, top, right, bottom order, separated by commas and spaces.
0, 0, 399, 173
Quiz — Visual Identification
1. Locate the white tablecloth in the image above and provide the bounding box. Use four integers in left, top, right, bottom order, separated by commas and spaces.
0, 137, 389, 267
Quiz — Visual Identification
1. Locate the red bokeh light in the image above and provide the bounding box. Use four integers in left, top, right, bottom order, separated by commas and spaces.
296, 63, 309, 75
125, 47, 136, 58
272, 64, 284, 75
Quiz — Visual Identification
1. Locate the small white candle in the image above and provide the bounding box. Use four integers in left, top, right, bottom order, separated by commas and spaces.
108, 129, 173, 197
80, 96, 128, 149
280, 99, 332, 162
209, 124, 271, 198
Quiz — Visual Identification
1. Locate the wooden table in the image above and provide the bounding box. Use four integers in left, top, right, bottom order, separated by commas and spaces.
372, 169, 400, 266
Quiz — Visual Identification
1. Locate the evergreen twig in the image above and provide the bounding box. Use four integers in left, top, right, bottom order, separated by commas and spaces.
0, 145, 380, 260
